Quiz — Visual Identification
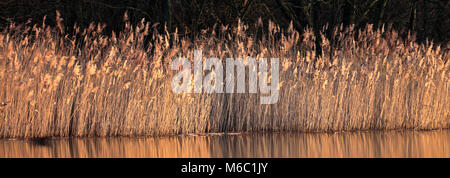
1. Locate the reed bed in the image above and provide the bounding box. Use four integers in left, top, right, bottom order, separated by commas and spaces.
0, 15, 448, 138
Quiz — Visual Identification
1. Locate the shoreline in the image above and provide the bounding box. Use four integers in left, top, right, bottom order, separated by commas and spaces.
2, 128, 449, 140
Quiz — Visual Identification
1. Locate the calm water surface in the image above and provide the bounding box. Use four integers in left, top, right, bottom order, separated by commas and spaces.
1, 130, 448, 158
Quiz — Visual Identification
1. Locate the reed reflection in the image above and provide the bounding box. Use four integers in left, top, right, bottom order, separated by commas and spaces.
0, 130, 448, 158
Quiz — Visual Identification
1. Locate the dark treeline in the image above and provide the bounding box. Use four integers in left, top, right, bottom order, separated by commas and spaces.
0, 0, 448, 44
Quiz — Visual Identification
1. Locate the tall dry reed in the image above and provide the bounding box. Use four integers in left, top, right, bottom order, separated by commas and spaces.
0, 15, 448, 138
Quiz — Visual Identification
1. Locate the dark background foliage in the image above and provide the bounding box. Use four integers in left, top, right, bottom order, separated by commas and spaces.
0, 0, 448, 44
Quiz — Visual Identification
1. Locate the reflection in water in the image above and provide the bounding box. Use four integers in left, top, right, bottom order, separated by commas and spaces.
0, 130, 448, 158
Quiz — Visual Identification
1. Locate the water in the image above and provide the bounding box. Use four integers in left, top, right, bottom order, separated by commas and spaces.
0, 130, 448, 158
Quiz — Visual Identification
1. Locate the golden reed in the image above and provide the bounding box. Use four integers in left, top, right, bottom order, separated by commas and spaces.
0, 14, 448, 138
